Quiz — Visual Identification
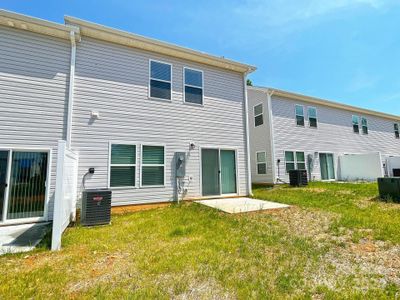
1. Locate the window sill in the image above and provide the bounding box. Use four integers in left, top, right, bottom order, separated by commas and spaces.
148, 96, 172, 103
109, 186, 137, 190
140, 185, 166, 188
183, 101, 204, 107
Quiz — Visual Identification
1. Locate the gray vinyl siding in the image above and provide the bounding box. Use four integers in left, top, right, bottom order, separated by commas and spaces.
271, 95, 400, 182
72, 37, 249, 205
0, 26, 71, 219
247, 89, 274, 183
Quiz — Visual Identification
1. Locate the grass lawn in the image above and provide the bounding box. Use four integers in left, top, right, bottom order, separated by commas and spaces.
0, 182, 399, 299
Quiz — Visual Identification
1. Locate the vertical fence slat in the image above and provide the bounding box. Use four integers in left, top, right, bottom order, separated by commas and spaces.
51, 140, 78, 251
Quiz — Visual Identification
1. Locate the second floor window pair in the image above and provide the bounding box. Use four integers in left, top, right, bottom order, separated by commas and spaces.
295, 105, 317, 128
352, 116, 368, 134
149, 60, 203, 105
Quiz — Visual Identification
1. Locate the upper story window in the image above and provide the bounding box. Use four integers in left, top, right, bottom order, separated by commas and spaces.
352, 115, 359, 133
295, 105, 305, 126
254, 103, 264, 127
109, 144, 136, 188
256, 151, 267, 174
361, 117, 368, 134
184, 68, 203, 105
308, 107, 318, 128
149, 60, 172, 100
394, 123, 399, 139
285, 151, 305, 172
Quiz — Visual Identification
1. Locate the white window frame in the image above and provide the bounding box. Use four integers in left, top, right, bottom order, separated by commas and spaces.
256, 151, 267, 175
308, 106, 318, 128
284, 150, 306, 173
361, 117, 368, 135
108, 142, 138, 189
140, 143, 166, 188
295, 104, 305, 127
148, 59, 172, 101
394, 123, 399, 139
183, 67, 204, 106
0, 146, 52, 225
253, 103, 264, 127
352, 115, 360, 133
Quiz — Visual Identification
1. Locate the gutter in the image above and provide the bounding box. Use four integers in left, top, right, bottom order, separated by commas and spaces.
243, 74, 253, 196
266, 89, 277, 183
66, 27, 79, 148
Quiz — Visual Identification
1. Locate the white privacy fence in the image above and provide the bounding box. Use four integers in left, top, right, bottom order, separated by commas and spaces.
338, 152, 383, 181
51, 140, 79, 251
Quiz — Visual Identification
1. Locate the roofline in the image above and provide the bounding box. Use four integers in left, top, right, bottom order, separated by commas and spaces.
64, 16, 256, 74
0, 10, 80, 40
249, 86, 400, 122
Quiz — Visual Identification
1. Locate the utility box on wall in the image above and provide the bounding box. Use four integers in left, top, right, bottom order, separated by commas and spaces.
175, 152, 186, 178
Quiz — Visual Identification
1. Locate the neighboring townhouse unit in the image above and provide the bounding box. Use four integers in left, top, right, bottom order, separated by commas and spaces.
248, 86, 400, 184
0, 10, 255, 226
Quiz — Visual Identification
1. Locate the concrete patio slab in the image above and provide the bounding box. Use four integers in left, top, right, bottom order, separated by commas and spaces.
196, 197, 290, 214
0, 223, 50, 255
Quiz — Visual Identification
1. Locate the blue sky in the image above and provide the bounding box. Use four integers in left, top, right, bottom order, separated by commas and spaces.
3, 0, 400, 114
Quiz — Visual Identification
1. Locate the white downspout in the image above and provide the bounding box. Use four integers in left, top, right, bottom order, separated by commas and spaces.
66, 30, 77, 149
266, 89, 277, 183
243, 73, 253, 196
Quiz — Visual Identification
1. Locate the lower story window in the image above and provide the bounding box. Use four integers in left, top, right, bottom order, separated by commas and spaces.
256, 151, 267, 174
109, 144, 136, 187
285, 151, 305, 172
141, 145, 165, 186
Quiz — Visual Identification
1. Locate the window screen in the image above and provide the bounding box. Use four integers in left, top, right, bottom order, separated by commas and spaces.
184, 68, 203, 104
141, 145, 165, 186
295, 105, 305, 126
150, 60, 171, 100
256, 151, 267, 174
110, 144, 136, 187
308, 107, 317, 128
254, 103, 264, 127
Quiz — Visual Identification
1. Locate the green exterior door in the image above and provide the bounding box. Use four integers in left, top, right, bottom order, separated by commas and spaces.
220, 150, 237, 194
201, 149, 220, 196
319, 153, 335, 180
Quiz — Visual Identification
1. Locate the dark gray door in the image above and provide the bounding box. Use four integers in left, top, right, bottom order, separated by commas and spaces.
0, 151, 9, 221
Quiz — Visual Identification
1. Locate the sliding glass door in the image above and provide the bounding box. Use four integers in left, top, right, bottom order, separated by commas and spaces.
0, 151, 9, 222
201, 148, 237, 196
0, 149, 49, 223
319, 153, 335, 180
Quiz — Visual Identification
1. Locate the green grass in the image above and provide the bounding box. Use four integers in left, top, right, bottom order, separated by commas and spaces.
0, 182, 399, 299
253, 182, 400, 243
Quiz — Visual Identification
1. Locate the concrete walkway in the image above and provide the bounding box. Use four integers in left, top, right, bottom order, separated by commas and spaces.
196, 197, 290, 214
0, 223, 50, 255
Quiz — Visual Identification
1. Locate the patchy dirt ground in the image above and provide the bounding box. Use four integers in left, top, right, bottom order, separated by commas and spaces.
270, 206, 400, 292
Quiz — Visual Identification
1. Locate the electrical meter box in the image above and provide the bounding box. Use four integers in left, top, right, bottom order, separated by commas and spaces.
175, 152, 186, 178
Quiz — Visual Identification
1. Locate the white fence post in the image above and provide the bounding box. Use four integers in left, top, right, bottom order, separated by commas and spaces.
51, 140, 79, 251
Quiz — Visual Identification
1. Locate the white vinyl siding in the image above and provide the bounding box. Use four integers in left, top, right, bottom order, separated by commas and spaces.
149, 60, 172, 100
295, 104, 305, 126
184, 67, 203, 105
72, 36, 249, 205
256, 151, 267, 174
254, 103, 263, 127
0, 26, 70, 220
